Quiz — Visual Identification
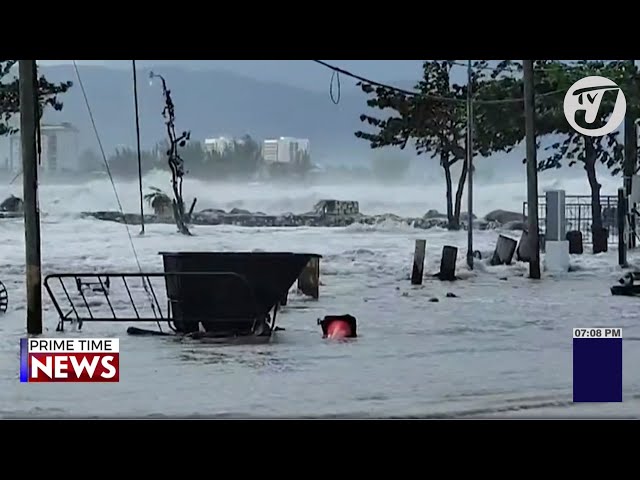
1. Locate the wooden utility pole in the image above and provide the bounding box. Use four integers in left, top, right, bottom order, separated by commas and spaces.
623, 59, 637, 249
19, 60, 43, 334
132, 60, 145, 235
524, 60, 541, 279
466, 59, 474, 270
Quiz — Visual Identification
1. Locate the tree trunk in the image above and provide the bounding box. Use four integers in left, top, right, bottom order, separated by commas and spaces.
584, 139, 606, 253
453, 159, 469, 230
441, 153, 454, 228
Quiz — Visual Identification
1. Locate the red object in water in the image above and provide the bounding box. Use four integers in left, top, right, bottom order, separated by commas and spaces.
327, 320, 352, 338
318, 315, 357, 339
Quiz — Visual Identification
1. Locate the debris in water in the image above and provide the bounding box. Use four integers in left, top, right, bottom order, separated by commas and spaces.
318, 315, 357, 339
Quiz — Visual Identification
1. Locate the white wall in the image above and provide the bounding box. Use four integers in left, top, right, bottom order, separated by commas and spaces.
2, 128, 79, 174
42, 129, 79, 172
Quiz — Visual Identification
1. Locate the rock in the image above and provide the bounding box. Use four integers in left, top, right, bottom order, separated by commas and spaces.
460, 211, 477, 221
80, 207, 515, 232
314, 200, 359, 216
424, 209, 447, 219
82, 211, 124, 222
499, 277, 508, 281
446, 292, 457, 298
414, 217, 449, 229
229, 208, 252, 215
200, 208, 226, 215
375, 213, 404, 222
484, 209, 526, 224
0, 195, 23, 213
429, 297, 439, 302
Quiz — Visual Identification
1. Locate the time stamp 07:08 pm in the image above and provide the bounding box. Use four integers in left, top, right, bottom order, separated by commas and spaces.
572, 327, 623, 403
573, 328, 622, 339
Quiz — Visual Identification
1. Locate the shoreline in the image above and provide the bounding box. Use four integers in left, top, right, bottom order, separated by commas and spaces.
80, 209, 526, 231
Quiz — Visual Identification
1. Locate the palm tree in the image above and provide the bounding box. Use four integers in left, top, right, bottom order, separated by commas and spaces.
144, 187, 172, 216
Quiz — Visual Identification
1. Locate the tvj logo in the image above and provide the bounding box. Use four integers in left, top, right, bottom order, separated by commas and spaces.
563, 76, 627, 137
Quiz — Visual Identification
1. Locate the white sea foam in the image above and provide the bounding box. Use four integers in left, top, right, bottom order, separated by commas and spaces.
2, 168, 623, 218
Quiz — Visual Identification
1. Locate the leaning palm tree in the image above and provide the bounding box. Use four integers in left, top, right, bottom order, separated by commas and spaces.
144, 186, 172, 216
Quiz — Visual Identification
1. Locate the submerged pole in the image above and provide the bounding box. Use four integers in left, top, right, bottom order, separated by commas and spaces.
19, 60, 43, 334
132, 60, 145, 234
524, 59, 541, 279
623, 59, 637, 249
466, 59, 474, 270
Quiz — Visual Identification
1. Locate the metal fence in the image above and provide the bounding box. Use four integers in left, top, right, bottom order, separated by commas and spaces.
522, 195, 619, 245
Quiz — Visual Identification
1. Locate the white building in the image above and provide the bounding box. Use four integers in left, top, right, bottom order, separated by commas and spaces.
204, 136, 238, 155
1, 122, 80, 174
262, 137, 310, 164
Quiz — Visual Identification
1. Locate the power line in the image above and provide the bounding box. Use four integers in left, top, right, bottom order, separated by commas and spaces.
449, 60, 580, 73
311, 60, 565, 105
312, 60, 418, 97
72, 60, 162, 332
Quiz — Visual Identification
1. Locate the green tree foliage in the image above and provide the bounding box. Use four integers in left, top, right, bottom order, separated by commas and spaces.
534, 61, 634, 244
462, 60, 635, 246
201, 135, 264, 179
488, 60, 637, 247
107, 146, 161, 177
143, 186, 172, 216
355, 60, 527, 229
0, 60, 73, 136
106, 134, 314, 180
355, 59, 639, 239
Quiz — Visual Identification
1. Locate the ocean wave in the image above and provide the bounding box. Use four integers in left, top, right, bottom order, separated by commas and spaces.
2, 169, 623, 218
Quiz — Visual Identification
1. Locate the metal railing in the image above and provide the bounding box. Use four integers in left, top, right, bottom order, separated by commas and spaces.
523, 195, 619, 245
43, 272, 255, 331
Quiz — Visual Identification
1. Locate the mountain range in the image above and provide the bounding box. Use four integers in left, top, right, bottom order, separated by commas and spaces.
38, 63, 405, 165
31, 63, 594, 181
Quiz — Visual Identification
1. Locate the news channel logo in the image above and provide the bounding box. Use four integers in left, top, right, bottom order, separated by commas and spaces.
563, 76, 627, 137
20, 337, 120, 383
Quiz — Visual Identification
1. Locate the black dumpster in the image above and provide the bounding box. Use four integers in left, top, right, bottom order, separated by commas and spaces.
159, 251, 321, 334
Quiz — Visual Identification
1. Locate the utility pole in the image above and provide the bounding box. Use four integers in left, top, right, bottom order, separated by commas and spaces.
524, 60, 541, 279
623, 59, 637, 249
132, 60, 145, 235
466, 59, 474, 270
19, 60, 43, 334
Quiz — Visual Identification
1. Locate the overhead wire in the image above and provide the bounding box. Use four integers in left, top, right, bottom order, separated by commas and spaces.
72, 60, 162, 332
329, 70, 341, 104
449, 60, 581, 73
311, 59, 566, 105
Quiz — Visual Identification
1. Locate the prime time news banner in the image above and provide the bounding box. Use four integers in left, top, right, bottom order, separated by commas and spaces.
18, 329, 623, 398
20, 338, 120, 382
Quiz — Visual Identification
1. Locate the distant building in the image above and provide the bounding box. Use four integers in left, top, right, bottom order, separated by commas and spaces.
2, 122, 80, 174
262, 137, 310, 164
204, 136, 241, 156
